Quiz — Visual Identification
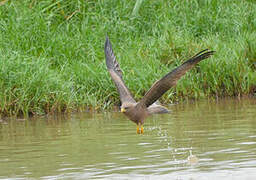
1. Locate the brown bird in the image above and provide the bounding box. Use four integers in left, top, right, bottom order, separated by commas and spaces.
104, 36, 214, 134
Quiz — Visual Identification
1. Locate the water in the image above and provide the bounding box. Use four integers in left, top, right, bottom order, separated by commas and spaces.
0, 98, 256, 179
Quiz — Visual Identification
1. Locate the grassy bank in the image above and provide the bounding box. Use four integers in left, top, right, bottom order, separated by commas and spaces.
0, 0, 255, 116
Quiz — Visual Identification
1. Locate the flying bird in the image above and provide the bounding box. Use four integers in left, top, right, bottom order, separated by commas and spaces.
104, 36, 214, 134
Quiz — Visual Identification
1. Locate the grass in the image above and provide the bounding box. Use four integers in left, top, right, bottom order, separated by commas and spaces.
0, 0, 255, 116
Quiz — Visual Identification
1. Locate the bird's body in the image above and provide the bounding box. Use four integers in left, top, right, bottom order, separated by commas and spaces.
123, 103, 147, 123
104, 36, 214, 134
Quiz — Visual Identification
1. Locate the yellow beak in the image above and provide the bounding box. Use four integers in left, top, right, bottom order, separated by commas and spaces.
121, 108, 126, 113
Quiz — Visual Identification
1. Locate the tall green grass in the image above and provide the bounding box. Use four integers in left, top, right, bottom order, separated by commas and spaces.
0, 0, 255, 116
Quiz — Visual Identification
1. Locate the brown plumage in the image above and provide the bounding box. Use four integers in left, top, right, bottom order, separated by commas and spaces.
104, 36, 215, 134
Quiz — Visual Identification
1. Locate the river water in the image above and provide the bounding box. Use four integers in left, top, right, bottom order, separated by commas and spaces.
0, 98, 256, 179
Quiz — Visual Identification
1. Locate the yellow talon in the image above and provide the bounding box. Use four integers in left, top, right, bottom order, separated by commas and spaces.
136, 123, 144, 134
137, 125, 140, 134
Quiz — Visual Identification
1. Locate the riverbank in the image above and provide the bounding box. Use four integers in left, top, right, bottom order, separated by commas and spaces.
0, 0, 255, 116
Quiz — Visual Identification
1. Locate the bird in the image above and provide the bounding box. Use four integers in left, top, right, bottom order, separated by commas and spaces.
104, 36, 214, 134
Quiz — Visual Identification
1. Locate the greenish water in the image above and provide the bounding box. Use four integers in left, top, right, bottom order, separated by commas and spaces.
0, 98, 256, 179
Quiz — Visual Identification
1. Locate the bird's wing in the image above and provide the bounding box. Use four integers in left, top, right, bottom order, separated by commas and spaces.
104, 36, 136, 104
137, 49, 215, 108
147, 103, 170, 114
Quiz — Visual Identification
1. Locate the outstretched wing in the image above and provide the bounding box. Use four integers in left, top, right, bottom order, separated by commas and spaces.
104, 36, 136, 104
137, 49, 215, 108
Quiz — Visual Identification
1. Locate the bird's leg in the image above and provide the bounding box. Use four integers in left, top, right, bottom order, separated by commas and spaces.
141, 125, 144, 134
137, 124, 141, 134
136, 123, 144, 134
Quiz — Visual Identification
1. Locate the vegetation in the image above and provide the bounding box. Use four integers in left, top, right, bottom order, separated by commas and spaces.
0, 0, 255, 116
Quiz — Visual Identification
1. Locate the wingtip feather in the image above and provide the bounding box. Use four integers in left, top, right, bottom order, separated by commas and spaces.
191, 49, 215, 63
104, 35, 110, 51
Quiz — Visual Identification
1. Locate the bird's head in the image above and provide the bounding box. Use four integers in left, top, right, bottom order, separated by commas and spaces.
120, 103, 135, 113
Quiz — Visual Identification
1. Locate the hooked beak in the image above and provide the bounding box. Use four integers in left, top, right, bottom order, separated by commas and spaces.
121, 108, 126, 113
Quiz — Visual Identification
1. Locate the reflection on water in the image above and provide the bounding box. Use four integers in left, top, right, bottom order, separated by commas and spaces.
0, 98, 256, 179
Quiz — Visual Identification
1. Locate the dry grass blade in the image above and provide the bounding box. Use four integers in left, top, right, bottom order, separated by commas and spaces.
0, 0, 8, 6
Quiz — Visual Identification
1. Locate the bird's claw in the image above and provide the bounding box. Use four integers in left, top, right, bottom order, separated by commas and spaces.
136, 124, 144, 134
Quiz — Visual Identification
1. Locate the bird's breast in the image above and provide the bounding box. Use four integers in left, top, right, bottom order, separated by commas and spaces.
125, 107, 148, 124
